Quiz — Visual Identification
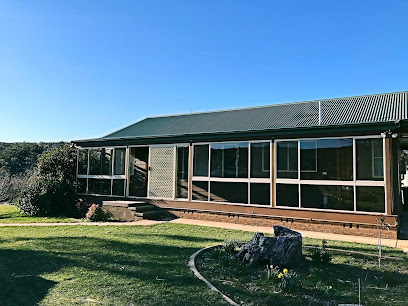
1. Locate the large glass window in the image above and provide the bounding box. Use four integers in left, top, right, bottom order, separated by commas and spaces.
356, 138, 384, 181
89, 148, 112, 175
301, 185, 354, 211
88, 178, 112, 195
210, 182, 248, 204
300, 138, 353, 181
77, 178, 87, 194
356, 186, 385, 213
210, 143, 248, 178
113, 148, 126, 175
251, 142, 270, 178
193, 145, 209, 176
277, 141, 298, 179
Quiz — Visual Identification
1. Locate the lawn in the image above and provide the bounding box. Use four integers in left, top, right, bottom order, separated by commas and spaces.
1, 214, 407, 306
0, 223, 254, 305
0, 203, 77, 223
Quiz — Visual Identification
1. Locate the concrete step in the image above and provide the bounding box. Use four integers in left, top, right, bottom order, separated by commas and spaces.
102, 201, 146, 208
128, 205, 156, 212
134, 210, 164, 220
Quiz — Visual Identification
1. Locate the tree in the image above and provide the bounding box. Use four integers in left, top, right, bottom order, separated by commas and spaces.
18, 145, 77, 216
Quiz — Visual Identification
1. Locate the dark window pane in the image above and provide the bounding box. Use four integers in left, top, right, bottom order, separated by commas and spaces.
300, 139, 353, 181
210, 182, 248, 203
89, 148, 112, 175
112, 179, 125, 196
192, 181, 208, 201
77, 178, 87, 194
356, 186, 385, 213
176, 146, 189, 199
251, 142, 270, 178
78, 149, 88, 175
277, 141, 298, 179
356, 138, 384, 181
88, 179, 112, 195
276, 184, 299, 207
301, 185, 354, 211
193, 145, 209, 176
113, 148, 126, 175
250, 183, 270, 205
210, 143, 248, 178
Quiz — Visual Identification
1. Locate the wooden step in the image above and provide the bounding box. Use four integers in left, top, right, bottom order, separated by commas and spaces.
134, 210, 164, 220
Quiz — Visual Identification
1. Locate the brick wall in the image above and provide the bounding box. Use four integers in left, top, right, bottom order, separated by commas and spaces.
166, 209, 397, 239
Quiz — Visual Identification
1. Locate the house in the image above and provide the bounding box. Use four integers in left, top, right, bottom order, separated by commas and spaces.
71, 91, 408, 239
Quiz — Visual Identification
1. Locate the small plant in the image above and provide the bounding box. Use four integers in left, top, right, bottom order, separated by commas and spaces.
222, 239, 240, 256
308, 240, 332, 263
277, 268, 299, 292
85, 204, 109, 221
266, 264, 280, 279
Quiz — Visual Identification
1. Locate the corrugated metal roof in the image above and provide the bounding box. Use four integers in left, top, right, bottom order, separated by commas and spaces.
102, 91, 408, 140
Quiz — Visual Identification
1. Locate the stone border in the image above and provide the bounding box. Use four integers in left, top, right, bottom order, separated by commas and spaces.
188, 244, 239, 306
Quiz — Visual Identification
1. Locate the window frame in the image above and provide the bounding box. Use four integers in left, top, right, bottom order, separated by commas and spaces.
274, 135, 386, 214
192, 140, 272, 207
76, 146, 127, 197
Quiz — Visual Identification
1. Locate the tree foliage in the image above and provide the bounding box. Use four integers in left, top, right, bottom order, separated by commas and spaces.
18, 145, 77, 216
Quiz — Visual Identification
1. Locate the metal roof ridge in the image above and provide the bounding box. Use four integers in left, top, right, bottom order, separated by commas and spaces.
142, 90, 408, 120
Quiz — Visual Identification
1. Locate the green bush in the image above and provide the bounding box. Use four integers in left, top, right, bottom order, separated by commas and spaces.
308, 240, 332, 263
85, 204, 109, 221
17, 145, 77, 216
0, 172, 31, 203
277, 268, 299, 292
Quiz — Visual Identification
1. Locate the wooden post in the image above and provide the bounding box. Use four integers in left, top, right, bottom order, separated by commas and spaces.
188, 143, 193, 201
384, 137, 392, 215
271, 140, 275, 207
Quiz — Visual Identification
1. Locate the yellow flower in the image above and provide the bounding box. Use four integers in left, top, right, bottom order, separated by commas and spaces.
283, 268, 288, 274
278, 273, 283, 279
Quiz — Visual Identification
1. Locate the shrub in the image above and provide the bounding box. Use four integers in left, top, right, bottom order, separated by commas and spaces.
222, 239, 240, 255
0, 172, 31, 203
18, 145, 77, 216
85, 204, 109, 222
75, 198, 92, 217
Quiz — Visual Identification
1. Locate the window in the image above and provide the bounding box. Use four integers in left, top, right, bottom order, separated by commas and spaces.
89, 148, 112, 175
210, 142, 248, 178
77, 178, 87, 194
250, 183, 270, 205
301, 185, 354, 211
277, 141, 298, 178
276, 184, 299, 207
210, 182, 248, 204
192, 181, 208, 201
356, 186, 385, 213
176, 146, 189, 199
251, 142, 270, 178
275, 137, 385, 213
193, 145, 209, 176
300, 138, 353, 181
113, 148, 126, 175
88, 178, 111, 195
112, 179, 125, 196
78, 149, 88, 175
356, 138, 384, 181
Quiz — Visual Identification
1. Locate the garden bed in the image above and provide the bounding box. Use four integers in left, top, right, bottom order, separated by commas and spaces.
196, 239, 408, 306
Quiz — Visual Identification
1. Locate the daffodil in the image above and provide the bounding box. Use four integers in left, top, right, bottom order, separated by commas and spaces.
278, 273, 283, 279
283, 268, 288, 274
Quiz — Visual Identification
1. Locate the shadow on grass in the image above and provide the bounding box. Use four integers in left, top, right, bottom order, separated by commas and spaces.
0, 235, 221, 306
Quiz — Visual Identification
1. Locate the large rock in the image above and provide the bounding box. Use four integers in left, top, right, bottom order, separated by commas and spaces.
236, 226, 303, 267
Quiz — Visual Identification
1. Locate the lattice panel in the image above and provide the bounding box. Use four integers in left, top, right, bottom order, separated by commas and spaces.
148, 146, 175, 199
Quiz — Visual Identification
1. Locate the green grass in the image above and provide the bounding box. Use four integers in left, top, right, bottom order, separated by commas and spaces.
196, 240, 408, 306
0, 223, 254, 305
0, 204, 77, 223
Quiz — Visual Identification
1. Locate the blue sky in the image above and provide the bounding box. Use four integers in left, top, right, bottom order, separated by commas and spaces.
1, 1, 408, 142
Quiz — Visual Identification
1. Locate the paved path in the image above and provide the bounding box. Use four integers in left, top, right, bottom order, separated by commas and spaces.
1, 217, 408, 253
